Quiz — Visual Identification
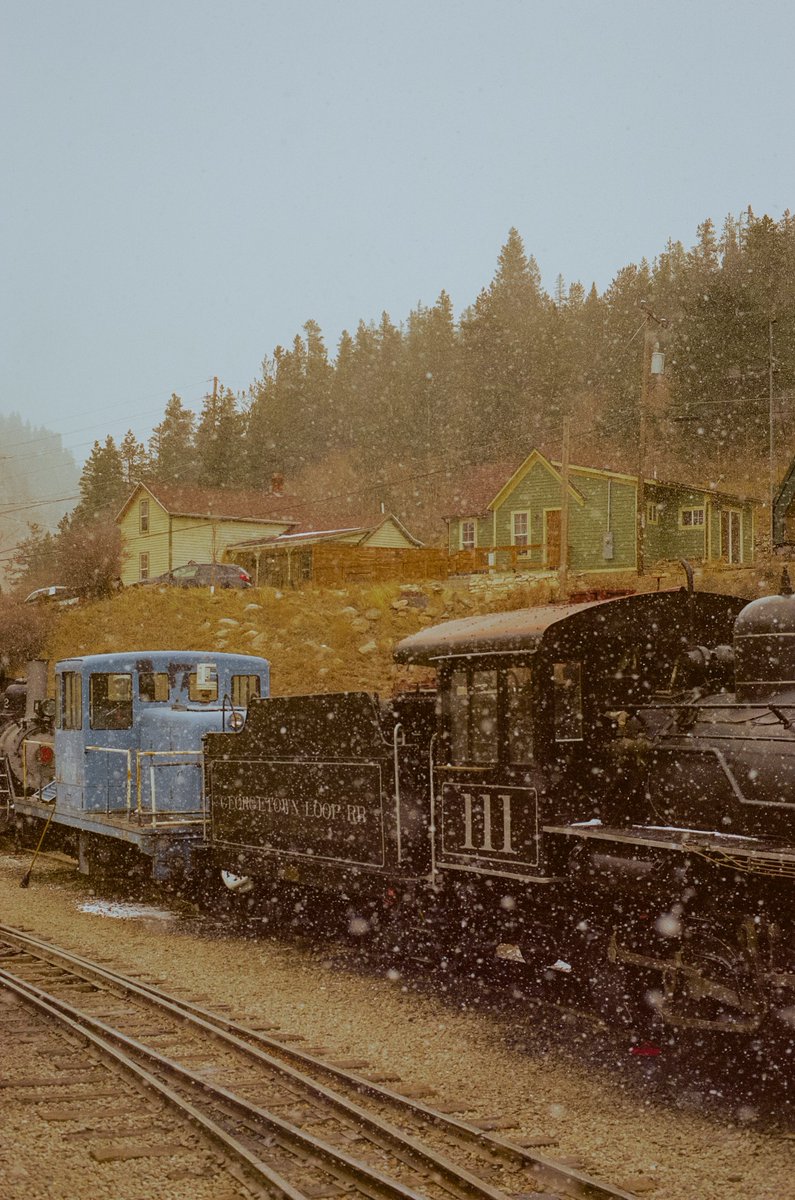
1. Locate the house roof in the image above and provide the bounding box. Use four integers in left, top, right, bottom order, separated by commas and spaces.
442, 449, 760, 518
117, 482, 299, 525
226, 513, 424, 552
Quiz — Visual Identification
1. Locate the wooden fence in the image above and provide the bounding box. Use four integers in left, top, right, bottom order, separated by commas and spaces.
245, 541, 553, 588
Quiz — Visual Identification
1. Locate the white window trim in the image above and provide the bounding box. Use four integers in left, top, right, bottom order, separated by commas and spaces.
679, 506, 705, 529
139, 552, 150, 581
139, 498, 149, 535
511, 509, 530, 546
460, 518, 477, 550
646, 500, 660, 525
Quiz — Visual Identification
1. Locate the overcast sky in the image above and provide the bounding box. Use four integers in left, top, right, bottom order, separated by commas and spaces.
4, 0, 795, 482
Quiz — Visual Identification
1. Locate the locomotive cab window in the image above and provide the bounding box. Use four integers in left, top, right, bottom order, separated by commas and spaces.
231, 674, 261, 707
553, 662, 583, 742
139, 672, 169, 702
188, 669, 219, 703
447, 663, 535, 765
505, 666, 534, 762
90, 673, 133, 730
58, 671, 83, 730
450, 667, 498, 763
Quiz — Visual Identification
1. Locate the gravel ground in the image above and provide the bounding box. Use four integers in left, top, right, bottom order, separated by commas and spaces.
0, 847, 793, 1200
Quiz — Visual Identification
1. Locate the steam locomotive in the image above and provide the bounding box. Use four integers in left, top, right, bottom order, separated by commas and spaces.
6, 582, 795, 1036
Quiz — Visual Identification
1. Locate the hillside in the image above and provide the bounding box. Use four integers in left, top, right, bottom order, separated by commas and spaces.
46, 580, 487, 697
42, 566, 770, 699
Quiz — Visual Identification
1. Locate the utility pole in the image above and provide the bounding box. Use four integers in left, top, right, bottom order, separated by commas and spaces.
559, 415, 571, 600
769, 318, 776, 551
636, 304, 668, 576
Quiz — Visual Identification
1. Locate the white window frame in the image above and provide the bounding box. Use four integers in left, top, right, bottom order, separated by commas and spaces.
721, 507, 743, 564
139, 552, 150, 581
679, 506, 705, 529
139, 498, 149, 534
511, 510, 530, 547
646, 500, 660, 526
460, 519, 477, 551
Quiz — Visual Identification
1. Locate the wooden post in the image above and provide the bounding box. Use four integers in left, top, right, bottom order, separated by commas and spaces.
559, 416, 571, 600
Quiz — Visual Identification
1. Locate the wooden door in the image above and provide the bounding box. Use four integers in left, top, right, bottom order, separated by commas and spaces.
545, 509, 561, 568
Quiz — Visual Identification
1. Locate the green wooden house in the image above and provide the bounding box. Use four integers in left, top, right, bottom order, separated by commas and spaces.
773, 456, 795, 549
445, 450, 757, 574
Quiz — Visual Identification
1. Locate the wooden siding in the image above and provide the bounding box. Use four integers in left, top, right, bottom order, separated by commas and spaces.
445, 458, 756, 577
119, 494, 288, 586
119, 497, 171, 584
362, 518, 419, 549
447, 515, 492, 553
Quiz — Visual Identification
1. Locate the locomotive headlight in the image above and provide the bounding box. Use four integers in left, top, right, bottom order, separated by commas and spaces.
229, 710, 245, 732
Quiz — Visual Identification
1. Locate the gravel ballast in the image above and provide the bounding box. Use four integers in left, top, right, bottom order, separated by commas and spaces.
0, 848, 792, 1200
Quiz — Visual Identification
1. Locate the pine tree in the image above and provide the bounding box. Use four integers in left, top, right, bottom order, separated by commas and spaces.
195, 383, 245, 487
73, 436, 126, 522
148, 395, 196, 483
119, 429, 148, 485
6, 523, 59, 594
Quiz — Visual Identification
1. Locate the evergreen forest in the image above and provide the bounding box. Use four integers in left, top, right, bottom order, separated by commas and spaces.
9, 208, 795, 596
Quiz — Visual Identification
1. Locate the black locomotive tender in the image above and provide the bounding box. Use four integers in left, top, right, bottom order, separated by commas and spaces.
8, 583, 795, 1035
203, 583, 795, 1036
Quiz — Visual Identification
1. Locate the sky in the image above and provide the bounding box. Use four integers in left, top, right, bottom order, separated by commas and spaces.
4, 0, 795, 484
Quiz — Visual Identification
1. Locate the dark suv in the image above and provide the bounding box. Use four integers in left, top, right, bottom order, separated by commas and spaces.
139, 562, 252, 589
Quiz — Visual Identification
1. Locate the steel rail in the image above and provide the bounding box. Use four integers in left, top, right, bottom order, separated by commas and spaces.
0, 968, 311, 1200
0, 933, 515, 1200
0, 966, 441, 1200
0, 922, 637, 1200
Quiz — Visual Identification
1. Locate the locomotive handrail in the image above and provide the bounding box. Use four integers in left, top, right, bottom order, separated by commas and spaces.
135, 749, 203, 826
428, 733, 437, 888
393, 723, 404, 864
433, 764, 493, 772
84, 745, 132, 815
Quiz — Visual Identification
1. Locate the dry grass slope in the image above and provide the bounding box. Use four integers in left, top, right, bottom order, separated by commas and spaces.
43, 566, 771, 698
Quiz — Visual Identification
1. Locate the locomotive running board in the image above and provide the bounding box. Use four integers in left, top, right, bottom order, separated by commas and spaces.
544, 822, 795, 876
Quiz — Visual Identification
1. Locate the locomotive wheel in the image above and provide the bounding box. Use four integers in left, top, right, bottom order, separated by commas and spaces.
660, 926, 763, 1032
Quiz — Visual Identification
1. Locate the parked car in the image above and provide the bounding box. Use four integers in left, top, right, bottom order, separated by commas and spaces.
136, 562, 252, 589
24, 586, 80, 607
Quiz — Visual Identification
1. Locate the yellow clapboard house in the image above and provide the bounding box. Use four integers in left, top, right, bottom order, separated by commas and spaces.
116, 482, 297, 586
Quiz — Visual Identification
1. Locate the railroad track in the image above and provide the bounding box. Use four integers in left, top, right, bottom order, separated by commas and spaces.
0, 923, 637, 1200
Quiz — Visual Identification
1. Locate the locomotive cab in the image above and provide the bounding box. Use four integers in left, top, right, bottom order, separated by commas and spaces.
52, 651, 269, 819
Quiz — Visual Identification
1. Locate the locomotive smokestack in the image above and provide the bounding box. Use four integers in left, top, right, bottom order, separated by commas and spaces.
24, 660, 48, 722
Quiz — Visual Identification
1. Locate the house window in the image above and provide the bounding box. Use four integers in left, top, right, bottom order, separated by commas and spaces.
512, 511, 529, 546
139, 552, 150, 580
139, 499, 149, 534
646, 501, 660, 526
460, 519, 477, 551
680, 507, 705, 528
